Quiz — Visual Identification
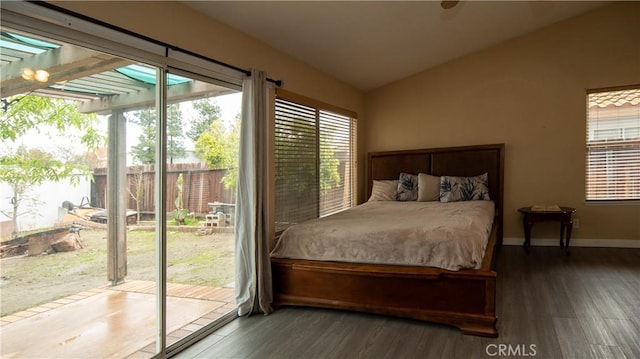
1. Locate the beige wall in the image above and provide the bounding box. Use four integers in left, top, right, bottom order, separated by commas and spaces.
364, 2, 640, 240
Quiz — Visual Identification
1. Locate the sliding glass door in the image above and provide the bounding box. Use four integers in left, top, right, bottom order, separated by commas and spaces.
0, 26, 165, 357
162, 71, 240, 348
0, 5, 241, 357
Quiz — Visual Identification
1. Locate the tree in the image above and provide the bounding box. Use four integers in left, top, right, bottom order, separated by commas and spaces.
128, 108, 156, 165
187, 98, 222, 142
126, 166, 145, 224
166, 104, 186, 163
319, 141, 341, 193
194, 115, 240, 190
0, 95, 101, 237
127, 104, 185, 164
1, 148, 66, 236
1, 94, 102, 148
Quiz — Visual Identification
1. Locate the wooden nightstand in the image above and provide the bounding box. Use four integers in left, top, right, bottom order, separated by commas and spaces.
517, 206, 576, 255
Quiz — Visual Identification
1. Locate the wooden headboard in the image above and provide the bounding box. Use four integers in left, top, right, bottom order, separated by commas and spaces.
367, 143, 505, 243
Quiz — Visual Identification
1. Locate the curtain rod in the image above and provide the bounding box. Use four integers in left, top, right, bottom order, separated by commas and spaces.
34, 1, 283, 87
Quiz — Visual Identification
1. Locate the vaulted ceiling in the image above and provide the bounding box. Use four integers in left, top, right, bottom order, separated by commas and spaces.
184, 1, 609, 91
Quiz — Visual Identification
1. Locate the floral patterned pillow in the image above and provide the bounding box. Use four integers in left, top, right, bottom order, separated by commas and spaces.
396, 173, 418, 201
440, 173, 490, 202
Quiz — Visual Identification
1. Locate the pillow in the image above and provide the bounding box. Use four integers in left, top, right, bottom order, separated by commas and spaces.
368, 180, 399, 201
418, 173, 440, 202
396, 173, 418, 201
440, 173, 490, 202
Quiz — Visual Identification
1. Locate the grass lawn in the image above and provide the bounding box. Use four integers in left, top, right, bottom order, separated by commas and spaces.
0, 228, 234, 316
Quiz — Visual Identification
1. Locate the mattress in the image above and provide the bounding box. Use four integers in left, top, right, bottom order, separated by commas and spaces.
270, 200, 495, 271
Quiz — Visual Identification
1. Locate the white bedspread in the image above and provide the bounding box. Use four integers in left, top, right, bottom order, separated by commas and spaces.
270, 200, 495, 271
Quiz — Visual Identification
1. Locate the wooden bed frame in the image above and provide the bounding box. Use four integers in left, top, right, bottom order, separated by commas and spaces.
271, 144, 504, 337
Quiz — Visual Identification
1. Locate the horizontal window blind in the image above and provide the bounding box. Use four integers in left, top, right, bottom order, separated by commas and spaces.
586, 88, 640, 201
275, 93, 356, 233
275, 98, 318, 232
319, 110, 354, 217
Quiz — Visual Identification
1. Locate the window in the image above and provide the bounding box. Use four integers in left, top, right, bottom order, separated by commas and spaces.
275, 90, 357, 232
586, 87, 640, 201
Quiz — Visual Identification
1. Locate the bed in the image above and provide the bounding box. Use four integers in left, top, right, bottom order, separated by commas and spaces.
271, 143, 504, 337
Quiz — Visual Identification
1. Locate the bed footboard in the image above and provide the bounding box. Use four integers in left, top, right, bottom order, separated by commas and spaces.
272, 221, 499, 337
271, 258, 497, 337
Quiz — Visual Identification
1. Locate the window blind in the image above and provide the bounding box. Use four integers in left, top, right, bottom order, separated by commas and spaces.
586, 88, 640, 201
319, 110, 355, 217
275, 95, 356, 233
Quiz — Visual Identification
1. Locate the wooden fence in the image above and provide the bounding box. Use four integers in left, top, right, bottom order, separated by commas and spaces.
92, 163, 234, 215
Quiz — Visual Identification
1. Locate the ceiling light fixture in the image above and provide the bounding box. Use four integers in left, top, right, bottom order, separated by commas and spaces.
21, 68, 35, 81
34, 69, 50, 82
441, 0, 460, 10
20, 67, 50, 83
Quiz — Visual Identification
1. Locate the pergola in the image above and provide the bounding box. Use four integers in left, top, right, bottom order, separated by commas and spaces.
1, 31, 234, 113
0, 30, 234, 283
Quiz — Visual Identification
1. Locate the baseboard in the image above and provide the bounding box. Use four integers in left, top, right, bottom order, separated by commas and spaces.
503, 237, 640, 248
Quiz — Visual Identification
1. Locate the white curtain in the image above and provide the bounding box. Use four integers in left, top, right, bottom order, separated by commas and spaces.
235, 70, 273, 316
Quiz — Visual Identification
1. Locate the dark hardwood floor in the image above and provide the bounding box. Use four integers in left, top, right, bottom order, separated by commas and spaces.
176, 246, 640, 359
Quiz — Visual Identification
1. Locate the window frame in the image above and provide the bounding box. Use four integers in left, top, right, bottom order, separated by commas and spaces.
585, 85, 640, 204
274, 89, 357, 233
